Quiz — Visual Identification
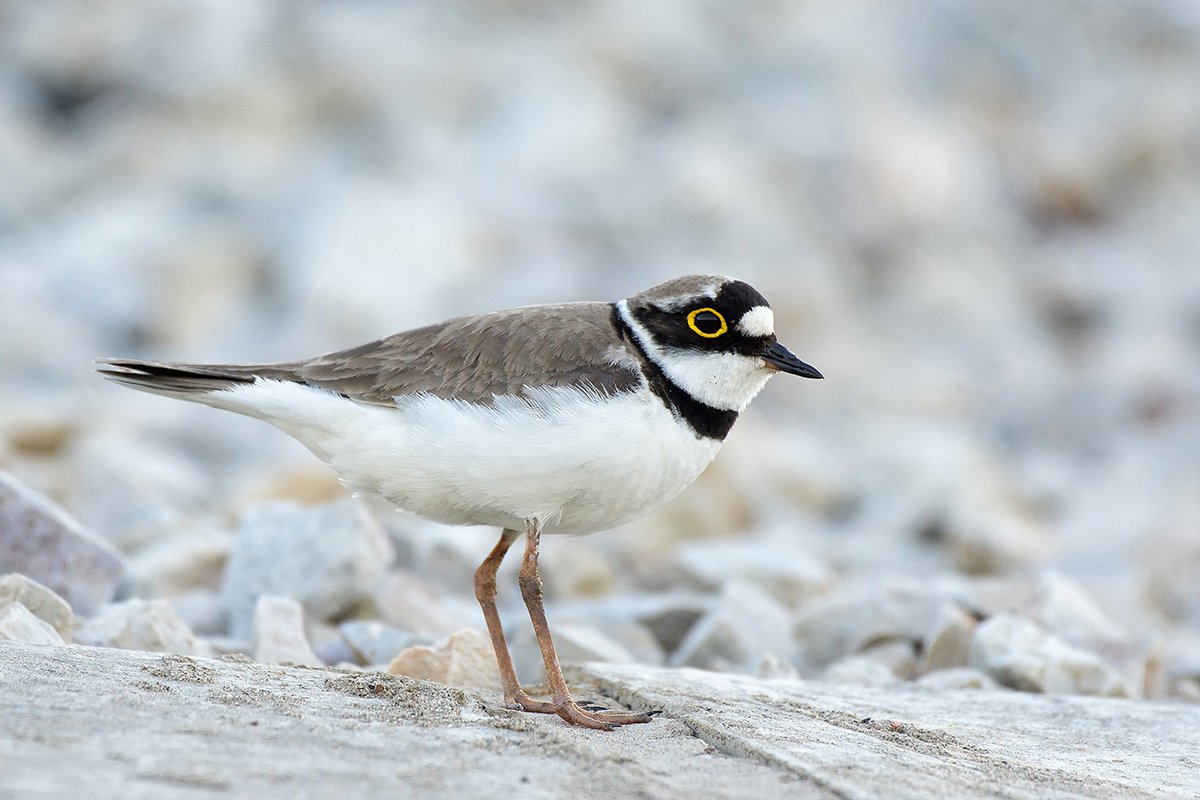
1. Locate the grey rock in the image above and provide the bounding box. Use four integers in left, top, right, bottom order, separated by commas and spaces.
672, 581, 793, 673
0, 470, 124, 616
969, 614, 1126, 697
76, 598, 211, 657
222, 500, 395, 639
252, 595, 320, 667
0, 573, 73, 641
0, 602, 64, 645
338, 620, 428, 667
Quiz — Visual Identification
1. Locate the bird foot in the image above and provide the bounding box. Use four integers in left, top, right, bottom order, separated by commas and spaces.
505, 690, 654, 730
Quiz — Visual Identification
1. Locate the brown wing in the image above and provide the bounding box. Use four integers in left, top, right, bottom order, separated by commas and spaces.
101, 302, 642, 407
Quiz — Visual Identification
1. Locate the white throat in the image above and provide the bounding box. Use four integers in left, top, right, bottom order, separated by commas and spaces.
616, 300, 774, 412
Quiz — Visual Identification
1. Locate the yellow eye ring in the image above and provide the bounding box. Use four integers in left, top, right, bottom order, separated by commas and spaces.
687, 307, 727, 338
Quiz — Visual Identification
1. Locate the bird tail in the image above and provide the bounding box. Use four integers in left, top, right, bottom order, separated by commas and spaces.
95, 358, 261, 400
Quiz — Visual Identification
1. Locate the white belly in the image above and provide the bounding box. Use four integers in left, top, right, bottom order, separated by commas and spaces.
208, 380, 722, 534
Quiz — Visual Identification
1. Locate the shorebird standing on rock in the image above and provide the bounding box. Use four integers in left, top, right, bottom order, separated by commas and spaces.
99, 275, 822, 729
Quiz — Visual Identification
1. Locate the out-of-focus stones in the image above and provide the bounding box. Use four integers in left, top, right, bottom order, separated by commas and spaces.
170, 589, 227, 637
672, 581, 793, 673
76, 598, 211, 657
969, 614, 1126, 697
922, 603, 980, 673
822, 656, 898, 687
221, 500, 395, 639
0, 470, 124, 616
0, 573, 74, 641
375, 570, 480, 638
0, 601, 65, 645
915, 668, 998, 691
387, 627, 501, 690
675, 533, 835, 608
128, 529, 231, 598
252, 595, 320, 667
792, 576, 973, 673
510, 620, 637, 682
338, 620, 428, 667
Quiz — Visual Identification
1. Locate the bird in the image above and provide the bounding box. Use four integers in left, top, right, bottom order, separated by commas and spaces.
97, 274, 822, 730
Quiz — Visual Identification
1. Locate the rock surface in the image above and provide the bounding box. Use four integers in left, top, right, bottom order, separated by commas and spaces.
0, 471, 124, 616
2, 642, 1197, 800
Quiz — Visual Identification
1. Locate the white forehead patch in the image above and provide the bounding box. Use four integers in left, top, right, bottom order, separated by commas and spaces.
737, 306, 775, 337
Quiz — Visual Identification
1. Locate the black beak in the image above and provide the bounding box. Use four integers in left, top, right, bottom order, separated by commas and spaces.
762, 341, 823, 379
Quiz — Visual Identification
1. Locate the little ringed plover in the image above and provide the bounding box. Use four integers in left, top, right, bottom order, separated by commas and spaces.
98, 274, 822, 730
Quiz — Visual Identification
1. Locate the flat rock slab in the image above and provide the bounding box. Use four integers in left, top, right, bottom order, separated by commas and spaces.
1, 643, 1196, 800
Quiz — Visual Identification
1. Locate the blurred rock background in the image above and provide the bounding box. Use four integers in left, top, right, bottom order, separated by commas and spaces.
1, 2, 1198, 701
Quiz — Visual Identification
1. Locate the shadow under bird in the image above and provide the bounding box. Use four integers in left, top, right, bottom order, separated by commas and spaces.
98, 274, 822, 730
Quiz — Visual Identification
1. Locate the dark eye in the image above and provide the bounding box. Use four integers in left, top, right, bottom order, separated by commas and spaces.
687, 308, 727, 338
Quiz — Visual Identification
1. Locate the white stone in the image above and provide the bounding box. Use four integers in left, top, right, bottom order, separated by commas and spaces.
128, 529, 230, 599
76, 599, 210, 657
387, 627, 501, 690
253, 595, 320, 667
0, 573, 73, 641
969, 614, 1126, 697
0, 602, 64, 645
221, 500, 395, 639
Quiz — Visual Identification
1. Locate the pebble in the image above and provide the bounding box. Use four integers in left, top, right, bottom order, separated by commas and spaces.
672, 581, 794, 674
0, 470, 125, 616
76, 598, 211, 657
221, 500, 395, 639
0, 573, 74, 641
387, 628, 501, 690
252, 595, 321, 667
969, 614, 1126, 697
0, 601, 65, 645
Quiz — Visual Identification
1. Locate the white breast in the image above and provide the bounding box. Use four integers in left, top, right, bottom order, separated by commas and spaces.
204, 379, 722, 534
